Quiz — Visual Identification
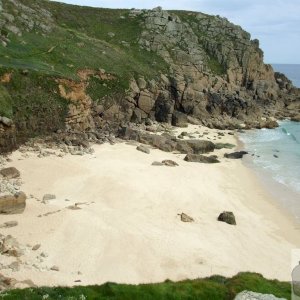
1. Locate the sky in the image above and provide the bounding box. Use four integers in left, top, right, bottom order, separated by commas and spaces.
49, 0, 300, 64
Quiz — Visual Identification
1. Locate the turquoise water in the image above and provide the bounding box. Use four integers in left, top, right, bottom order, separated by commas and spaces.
272, 64, 300, 87
239, 121, 300, 220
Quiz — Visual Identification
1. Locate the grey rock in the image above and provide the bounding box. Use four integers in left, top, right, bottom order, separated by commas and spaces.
184, 154, 220, 163
0, 234, 24, 257
32, 244, 41, 251
0, 221, 18, 228
152, 161, 164, 166
172, 111, 188, 128
224, 151, 248, 159
215, 143, 236, 149
234, 291, 286, 300
217, 211, 236, 225
179, 213, 194, 223
50, 265, 59, 271
136, 145, 150, 154
0, 167, 20, 179
0, 192, 26, 214
42, 194, 56, 201
0, 116, 13, 127
162, 160, 179, 167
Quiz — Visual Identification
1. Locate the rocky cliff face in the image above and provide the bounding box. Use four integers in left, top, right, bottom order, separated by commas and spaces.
0, 2, 299, 152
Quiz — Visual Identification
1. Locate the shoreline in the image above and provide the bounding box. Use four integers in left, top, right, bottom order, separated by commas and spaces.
236, 127, 300, 226
1, 125, 300, 288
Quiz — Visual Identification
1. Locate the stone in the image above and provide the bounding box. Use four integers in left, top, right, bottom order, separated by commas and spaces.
152, 161, 164, 166
0, 192, 26, 214
179, 213, 194, 223
224, 151, 248, 159
0, 167, 20, 179
184, 140, 215, 154
42, 194, 56, 201
0, 116, 13, 127
184, 154, 220, 163
50, 265, 59, 271
32, 244, 41, 251
215, 143, 236, 149
138, 91, 154, 114
136, 145, 150, 154
0, 221, 18, 228
137, 77, 147, 89
172, 111, 188, 127
0, 234, 24, 257
234, 291, 286, 300
217, 211, 236, 225
162, 160, 179, 167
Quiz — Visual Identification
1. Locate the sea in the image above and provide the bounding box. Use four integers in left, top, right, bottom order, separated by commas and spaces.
239, 64, 300, 221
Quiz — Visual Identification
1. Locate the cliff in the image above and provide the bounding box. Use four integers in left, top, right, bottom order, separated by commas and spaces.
0, 0, 299, 152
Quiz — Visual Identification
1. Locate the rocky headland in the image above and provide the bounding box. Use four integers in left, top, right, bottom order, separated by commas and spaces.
0, 1, 299, 153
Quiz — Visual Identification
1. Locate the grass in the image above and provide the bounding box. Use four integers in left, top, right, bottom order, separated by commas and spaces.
0, 85, 13, 118
0, 273, 291, 300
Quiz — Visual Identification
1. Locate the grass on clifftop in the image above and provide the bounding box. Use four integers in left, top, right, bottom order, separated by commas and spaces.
0, 0, 168, 91
0, 273, 291, 300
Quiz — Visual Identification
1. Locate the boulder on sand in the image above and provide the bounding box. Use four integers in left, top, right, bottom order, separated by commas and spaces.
217, 211, 236, 225
184, 154, 220, 163
0, 167, 20, 179
0, 192, 26, 214
224, 151, 248, 159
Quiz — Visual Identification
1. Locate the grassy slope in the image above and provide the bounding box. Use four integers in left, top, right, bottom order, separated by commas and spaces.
1, 273, 291, 300
0, 0, 168, 142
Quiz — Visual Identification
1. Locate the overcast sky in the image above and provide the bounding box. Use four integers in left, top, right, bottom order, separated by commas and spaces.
50, 0, 300, 64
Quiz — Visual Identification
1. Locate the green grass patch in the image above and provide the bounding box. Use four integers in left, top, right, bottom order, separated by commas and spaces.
0, 85, 13, 118
0, 272, 291, 300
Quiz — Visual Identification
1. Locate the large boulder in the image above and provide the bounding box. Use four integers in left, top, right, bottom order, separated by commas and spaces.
0, 167, 20, 179
224, 151, 248, 159
172, 111, 188, 127
217, 211, 236, 225
185, 140, 215, 154
234, 291, 286, 300
184, 154, 220, 163
0, 192, 26, 214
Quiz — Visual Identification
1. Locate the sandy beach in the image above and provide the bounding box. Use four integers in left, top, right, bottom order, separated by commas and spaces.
1, 125, 300, 287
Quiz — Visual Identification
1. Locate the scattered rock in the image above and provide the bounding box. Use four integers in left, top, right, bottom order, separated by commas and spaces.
0, 221, 18, 228
215, 143, 236, 150
234, 290, 286, 300
217, 211, 236, 225
184, 154, 220, 163
50, 265, 59, 271
0, 167, 20, 179
162, 160, 178, 167
0, 234, 24, 257
42, 194, 56, 202
151, 161, 164, 166
0, 192, 26, 214
32, 244, 41, 251
224, 151, 248, 159
136, 145, 150, 154
179, 213, 194, 223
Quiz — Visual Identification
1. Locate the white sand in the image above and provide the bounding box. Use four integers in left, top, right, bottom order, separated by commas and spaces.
1, 125, 300, 286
